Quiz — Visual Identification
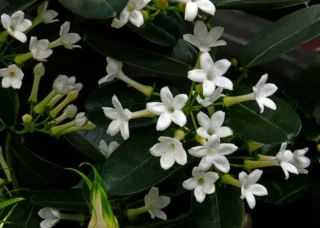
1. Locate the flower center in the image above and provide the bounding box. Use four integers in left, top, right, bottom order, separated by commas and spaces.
9, 71, 16, 77
169, 143, 175, 150
197, 178, 205, 185
208, 148, 216, 155
207, 128, 215, 136
10, 25, 16, 31
168, 107, 175, 113
128, 4, 135, 12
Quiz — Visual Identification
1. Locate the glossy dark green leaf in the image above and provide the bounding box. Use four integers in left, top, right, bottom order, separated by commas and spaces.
192, 185, 245, 228
213, 0, 306, 10
0, 0, 39, 15
85, 78, 178, 130
84, 24, 197, 76
241, 4, 320, 67
128, 12, 186, 47
102, 130, 182, 196
0, 88, 16, 127
0, 0, 10, 12
260, 176, 311, 205
31, 189, 88, 212
58, 0, 128, 19
65, 126, 123, 163
225, 85, 301, 144
10, 136, 78, 189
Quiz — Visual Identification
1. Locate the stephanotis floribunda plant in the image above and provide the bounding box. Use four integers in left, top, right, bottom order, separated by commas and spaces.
0, 0, 317, 227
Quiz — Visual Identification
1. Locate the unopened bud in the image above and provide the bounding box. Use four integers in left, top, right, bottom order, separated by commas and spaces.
317, 144, 320, 152
141, 10, 149, 21
49, 90, 79, 118
195, 84, 203, 94
195, 134, 206, 146
247, 141, 264, 153
22, 114, 32, 124
179, 3, 186, 12
174, 130, 185, 141
157, 0, 168, 9
231, 58, 238, 67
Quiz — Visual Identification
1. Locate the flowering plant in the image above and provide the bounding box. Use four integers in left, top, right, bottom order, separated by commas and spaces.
0, 0, 318, 227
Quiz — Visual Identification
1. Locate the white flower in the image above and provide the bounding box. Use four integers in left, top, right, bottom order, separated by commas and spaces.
291, 147, 310, 174
0, 64, 24, 89
102, 95, 132, 140
239, 169, 268, 209
53, 75, 83, 95
182, 167, 219, 203
63, 104, 78, 119
195, 87, 224, 107
150, 136, 187, 170
196, 111, 232, 139
144, 187, 170, 220
37, 1, 58, 24
147, 86, 188, 131
176, 0, 216, 21
1, 11, 32, 43
99, 140, 119, 158
183, 21, 226, 52
98, 57, 124, 85
38, 208, 61, 228
189, 134, 237, 172
188, 52, 233, 97
74, 112, 88, 127
111, 0, 151, 28
59, 22, 81, 49
252, 74, 278, 113
29, 36, 53, 61
276, 142, 298, 179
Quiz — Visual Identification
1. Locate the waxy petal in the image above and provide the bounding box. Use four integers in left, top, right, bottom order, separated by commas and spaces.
185, 2, 198, 21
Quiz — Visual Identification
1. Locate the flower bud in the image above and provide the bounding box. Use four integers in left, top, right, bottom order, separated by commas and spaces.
174, 129, 185, 141
74, 112, 88, 127
141, 10, 149, 22
157, 0, 168, 9
195, 134, 206, 146
247, 141, 264, 153
49, 90, 79, 118
195, 84, 203, 94
28, 63, 45, 103
22, 114, 32, 124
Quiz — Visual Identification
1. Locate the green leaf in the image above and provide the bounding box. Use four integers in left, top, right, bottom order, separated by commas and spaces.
304, 120, 320, 143
0, 88, 16, 127
64, 126, 123, 163
128, 12, 186, 47
213, 0, 306, 10
225, 85, 301, 144
260, 176, 311, 205
0, 198, 24, 210
58, 0, 128, 19
192, 185, 245, 228
0, 0, 10, 12
0, 0, 39, 15
85, 78, 178, 130
241, 4, 320, 67
10, 136, 78, 189
31, 189, 88, 212
84, 24, 197, 76
102, 130, 182, 196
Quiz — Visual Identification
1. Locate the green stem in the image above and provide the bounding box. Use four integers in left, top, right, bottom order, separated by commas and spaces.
187, 82, 195, 107
151, 10, 161, 17
33, 128, 51, 134
5, 132, 18, 189
0, 146, 11, 183
152, 92, 160, 96
230, 163, 244, 168
234, 69, 248, 85
172, 10, 192, 33
221, 174, 241, 188
190, 111, 197, 130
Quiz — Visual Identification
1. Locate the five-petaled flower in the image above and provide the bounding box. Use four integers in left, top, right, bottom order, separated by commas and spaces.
189, 134, 237, 172
150, 136, 187, 170
99, 140, 120, 158
175, 0, 216, 21
98, 57, 124, 85
292, 147, 310, 174
37, 1, 59, 24
144, 187, 171, 220
239, 169, 268, 209
38, 208, 61, 228
112, 0, 151, 28
183, 21, 226, 52
1, 10, 32, 43
102, 95, 132, 140
0, 64, 24, 89
182, 166, 219, 203
147, 86, 188, 131
29, 36, 53, 61
58, 22, 81, 49
276, 142, 299, 179
196, 111, 232, 139
188, 52, 233, 97
252, 74, 278, 113
53, 75, 83, 95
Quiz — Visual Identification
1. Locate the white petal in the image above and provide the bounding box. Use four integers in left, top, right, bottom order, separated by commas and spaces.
11, 11, 24, 25
184, 2, 198, 21
293, 147, 308, 156
210, 40, 227, 47
156, 196, 171, 209
247, 169, 263, 185
98, 73, 117, 85
120, 121, 130, 140
261, 97, 277, 111
11, 31, 27, 43
204, 171, 219, 184
182, 178, 197, 190
173, 94, 188, 110
213, 59, 231, 76
202, 182, 215, 194
145, 187, 159, 205
16, 19, 32, 32
200, 52, 214, 74
197, 111, 210, 128
40, 218, 59, 228
206, 134, 220, 149
171, 110, 187, 127
174, 147, 187, 165
183, 34, 200, 48
208, 26, 224, 42
156, 113, 172, 131
129, 10, 144, 27
202, 79, 216, 97
1, 14, 10, 29
282, 150, 294, 162
218, 143, 238, 156
283, 162, 298, 175
38, 208, 57, 219
111, 9, 130, 28
112, 95, 124, 112
188, 69, 207, 83
238, 171, 248, 186
216, 127, 233, 138
160, 86, 174, 107
152, 209, 167, 220
211, 155, 230, 173
160, 152, 175, 170
198, 156, 213, 171
11, 78, 22, 89
150, 143, 168, 157
210, 110, 225, 129
255, 98, 265, 113
194, 21, 208, 39
2, 77, 11, 88
194, 186, 206, 203
102, 107, 118, 120
280, 162, 290, 180
279, 142, 287, 153
260, 84, 278, 97
249, 184, 268, 196
245, 191, 256, 209
188, 146, 207, 157
134, 0, 151, 10
147, 102, 167, 115
214, 76, 233, 90
255, 74, 268, 88
196, 127, 209, 139
196, 0, 216, 15
107, 120, 121, 136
